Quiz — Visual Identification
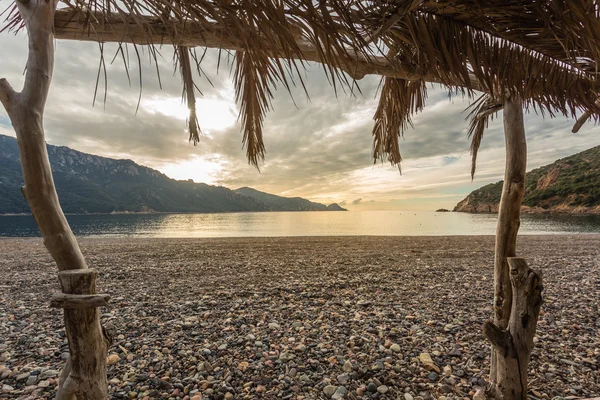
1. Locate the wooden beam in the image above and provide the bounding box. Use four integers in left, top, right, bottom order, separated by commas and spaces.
52, 9, 483, 90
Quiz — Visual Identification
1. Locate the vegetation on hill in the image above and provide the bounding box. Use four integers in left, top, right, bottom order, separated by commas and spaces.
454, 146, 600, 213
0, 135, 344, 214
234, 187, 346, 212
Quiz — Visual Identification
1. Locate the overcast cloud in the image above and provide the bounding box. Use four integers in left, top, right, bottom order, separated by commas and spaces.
1, 28, 599, 211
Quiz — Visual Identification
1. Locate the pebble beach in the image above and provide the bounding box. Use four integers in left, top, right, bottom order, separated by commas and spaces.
0, 235, 599, 399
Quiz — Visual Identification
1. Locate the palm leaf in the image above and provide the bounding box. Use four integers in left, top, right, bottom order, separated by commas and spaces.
465, 94, 503, 179
372, 77, 426, 166
5, 0, 600, 166
176, 46, 200, 145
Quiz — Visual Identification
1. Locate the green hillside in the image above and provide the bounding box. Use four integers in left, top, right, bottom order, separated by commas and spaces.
454, 146, 600, 213
235, 187, 346, 211
0, 134, 344, 215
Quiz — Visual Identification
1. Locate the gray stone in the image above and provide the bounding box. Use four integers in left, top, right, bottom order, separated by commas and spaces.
371, 361, 384, 371
377, 385, 389, 394
332, 386, 347, 399
337, 373, 350, 385
323, 385, 338, 398
16, 372, 30, 382
279, 352, 294, 361
40, 369, 59, 379
343, 360, 353, 372
25, 375, 38, 386
427, 372, 439, 381
268, 322, 281, 330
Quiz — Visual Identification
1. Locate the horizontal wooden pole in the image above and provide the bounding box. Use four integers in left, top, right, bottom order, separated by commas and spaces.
52, 9, 482, 90
50, 293, 110, 308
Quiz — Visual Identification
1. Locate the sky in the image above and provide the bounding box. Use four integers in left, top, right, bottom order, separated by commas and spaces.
1, 25, 599, 211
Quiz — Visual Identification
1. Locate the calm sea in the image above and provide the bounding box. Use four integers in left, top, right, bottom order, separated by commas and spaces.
1, 211, 600, 237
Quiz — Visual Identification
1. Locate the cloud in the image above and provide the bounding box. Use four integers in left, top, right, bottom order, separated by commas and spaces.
352, 198, 363, 205
1, 31, 600, 211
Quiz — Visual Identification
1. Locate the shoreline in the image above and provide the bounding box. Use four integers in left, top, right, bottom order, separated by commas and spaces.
1, 235, 599, 399
453, 207, 600, 215
3, 209, 600, 218
0, 209, 349, 217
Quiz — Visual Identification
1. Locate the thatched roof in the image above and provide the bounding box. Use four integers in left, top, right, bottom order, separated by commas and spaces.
3, 1, 600, 171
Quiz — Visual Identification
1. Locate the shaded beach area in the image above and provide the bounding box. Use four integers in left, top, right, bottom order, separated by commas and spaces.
1, 235, 599, 399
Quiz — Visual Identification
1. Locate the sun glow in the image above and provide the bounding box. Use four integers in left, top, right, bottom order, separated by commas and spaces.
144, 92, 237, 133
159, 155, 224, 185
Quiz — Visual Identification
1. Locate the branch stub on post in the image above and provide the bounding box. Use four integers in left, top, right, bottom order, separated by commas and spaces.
50, 293, 110, 309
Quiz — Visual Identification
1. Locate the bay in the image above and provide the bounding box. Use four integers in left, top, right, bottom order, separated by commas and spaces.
1, 211, 600, 237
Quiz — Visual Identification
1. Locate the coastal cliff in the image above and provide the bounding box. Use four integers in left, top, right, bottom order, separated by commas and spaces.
454, 145, 600, 214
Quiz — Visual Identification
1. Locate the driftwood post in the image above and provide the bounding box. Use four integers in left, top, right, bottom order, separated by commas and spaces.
50, 270, 111, 399
484, 258, 543, 399
0, 0, 111, 398
489, 95, 527, 383
483, 96, 543, 398
493, 96, 527, 336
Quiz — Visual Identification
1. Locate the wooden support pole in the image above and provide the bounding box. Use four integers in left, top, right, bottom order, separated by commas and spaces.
0, 1, 111, 398
483, 258, 543, 399
489, 95, 527, 385
0, 1, 87, 272
55, 270, 111, 399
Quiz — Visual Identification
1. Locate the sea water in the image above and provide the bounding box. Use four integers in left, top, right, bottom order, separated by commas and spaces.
1, 211, 600, 237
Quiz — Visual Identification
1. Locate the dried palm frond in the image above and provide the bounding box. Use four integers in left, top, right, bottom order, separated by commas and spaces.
372, 77, 426, 166
176, 46, 201, 145
231, 0, 306, 168
380, 11, 600, 121
465, 94, 503, 179
234, 49, 269, 168
3, 0, 600, 166
419, 1, 600, 76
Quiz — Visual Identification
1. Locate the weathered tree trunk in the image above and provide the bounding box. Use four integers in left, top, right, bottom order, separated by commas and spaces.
0, 1, 110, 398
482, 96, 542, 399
489, 96, 527, 383
483, 258, 543, 399
51, 270, 111, 399
494, 96, 528, 327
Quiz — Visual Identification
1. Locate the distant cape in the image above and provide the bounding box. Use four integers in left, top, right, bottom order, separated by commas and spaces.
454, 145, 600, 214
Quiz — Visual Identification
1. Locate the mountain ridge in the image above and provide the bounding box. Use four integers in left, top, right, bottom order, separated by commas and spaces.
234, 187, 346, 212
454, 146, 600, 214
0, 134, 345, 215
